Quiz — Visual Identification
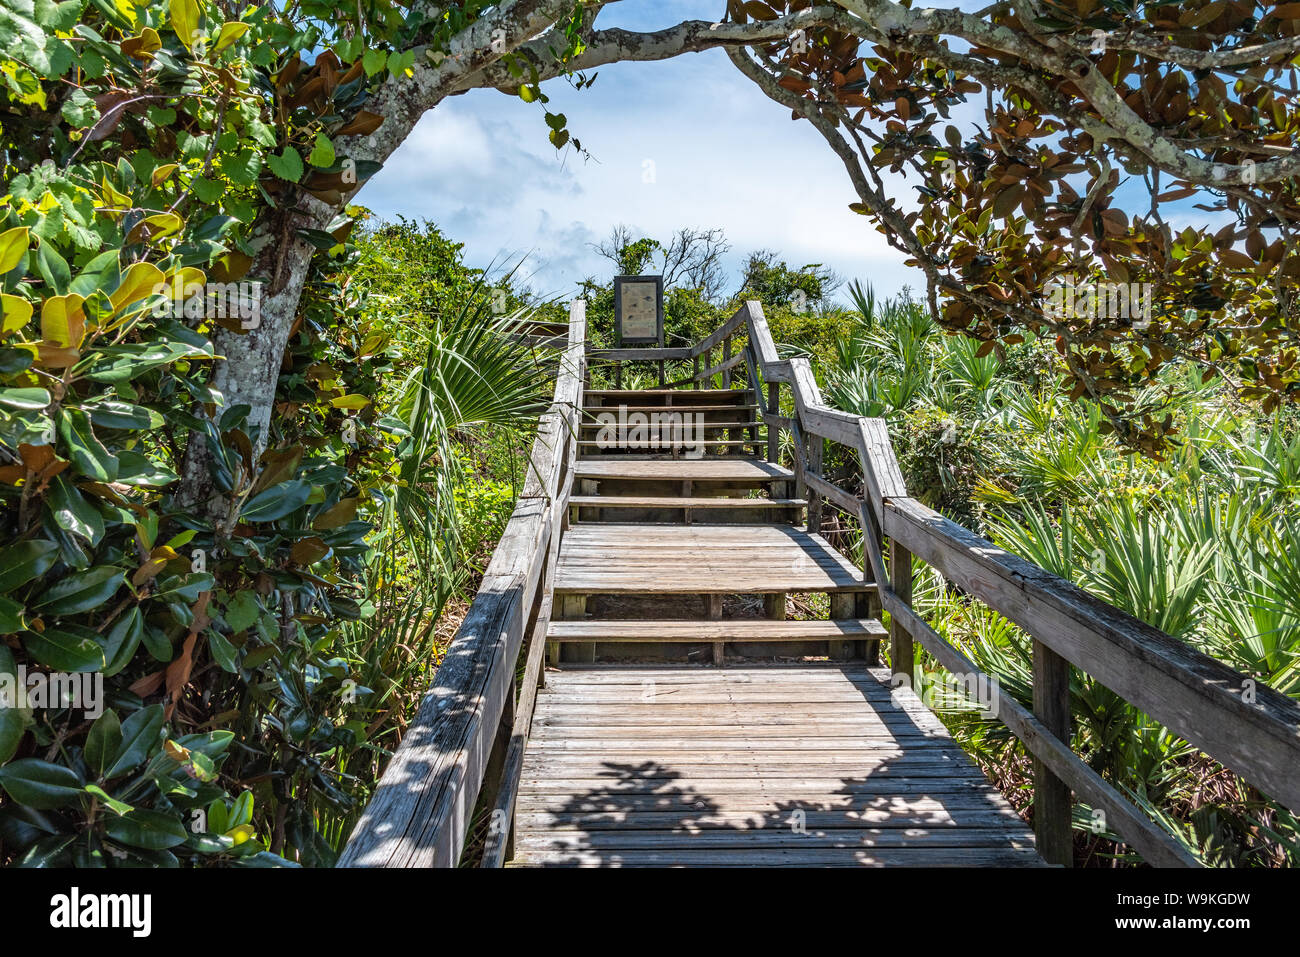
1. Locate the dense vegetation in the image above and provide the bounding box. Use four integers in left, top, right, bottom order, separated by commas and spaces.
822, 289, 1299, 867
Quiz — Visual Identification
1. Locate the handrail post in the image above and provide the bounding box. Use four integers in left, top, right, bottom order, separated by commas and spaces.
806, 432, 823, 535
766, 382, 779, 463
1033, 640, 1074, 866
889, 538, 913, 685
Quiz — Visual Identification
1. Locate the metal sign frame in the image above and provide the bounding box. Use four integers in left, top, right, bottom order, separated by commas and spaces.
613, 274, 664, 347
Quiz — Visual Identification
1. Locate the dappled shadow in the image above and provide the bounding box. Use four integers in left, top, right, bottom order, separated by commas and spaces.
511, 665, 1044, 867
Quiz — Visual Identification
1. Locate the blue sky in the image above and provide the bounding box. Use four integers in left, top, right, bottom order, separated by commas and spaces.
356, 1, 920, 303
355, 1, 1228, 304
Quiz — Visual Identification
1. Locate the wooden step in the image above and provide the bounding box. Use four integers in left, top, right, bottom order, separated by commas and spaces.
587, 387, 759, 397
569, 495, 803, 511
574, 460, 795, 482
547, 619, 886, 642
512, 665, 1044, 868
584, 404, 757, 414
580, 420, 760, 430
576, 439, 754, 448
554, 523, 873, 595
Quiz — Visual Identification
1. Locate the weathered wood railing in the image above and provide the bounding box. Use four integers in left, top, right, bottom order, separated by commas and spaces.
338, 300, 586, 868
732, 298, 1300, 867
586, 303, 749, 389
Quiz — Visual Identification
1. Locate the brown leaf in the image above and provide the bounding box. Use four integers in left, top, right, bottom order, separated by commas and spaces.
129, 671, 165, 698
336, 110, 384, 137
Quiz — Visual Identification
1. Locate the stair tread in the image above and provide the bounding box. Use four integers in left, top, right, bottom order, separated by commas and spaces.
583, 389, 752, 398
548, 619, 887, 639
555, 524, 873, 594
570, 496, 805, 508
577, 439, 754, 446
580, 421, 761, 429
584, 404, 757, 413
574, 460, 794, 481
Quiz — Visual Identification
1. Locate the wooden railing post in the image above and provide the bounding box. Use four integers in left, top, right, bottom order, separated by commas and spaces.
766, 382, 779, 463
889, 539, 913, 685
1032, 640, 1074, 866
806, 432, 823, 535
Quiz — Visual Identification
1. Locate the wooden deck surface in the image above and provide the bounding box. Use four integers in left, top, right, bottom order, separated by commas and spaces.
554, 523, 872, 594
511, 665, 1043, 867
573, 459, 793, 481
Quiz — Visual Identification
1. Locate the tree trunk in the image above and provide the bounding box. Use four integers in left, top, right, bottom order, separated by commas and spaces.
176, 193, 333, 531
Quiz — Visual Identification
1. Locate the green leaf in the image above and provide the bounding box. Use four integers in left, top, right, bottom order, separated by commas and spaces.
87, 400, 160, 431
169, 0, 200, 51
0, 595, 24, 633
229, 790, 254, 828
207, 797, 229, 835
45, 476, 104, 545
0, 539, 58, 593
0, 387, 51, 411
208, 629, 237, 672
223, 591, 261, 632
0, 646, 23, 762
22, 625, 104, 672
239, 480, 311, 522
267, 146, 303, 183
103, 607, 143, 677
35, 242, 70, 294
105, 704, 165, 778
68, 250, 121, 299
0, 708, 23, 765
85, 710, 122, 778
84, 783, 132, 816
362, 48, 387, 76
35, 566, 124, 616
105, 808, 187, 849
307, 132, 335, 168
58, 408, 118, 481
116, 450, 178, 486
214, 20, 250, 53
0, 758, 84, 809
0, 227, 30, 274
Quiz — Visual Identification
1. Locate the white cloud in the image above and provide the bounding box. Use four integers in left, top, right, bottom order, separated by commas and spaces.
356, 45, 919, 302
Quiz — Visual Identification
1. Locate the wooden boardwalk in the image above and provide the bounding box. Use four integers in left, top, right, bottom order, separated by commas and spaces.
519, 381, 1042, 866
341, 300, 1300, 871
512, 665, 1041, 866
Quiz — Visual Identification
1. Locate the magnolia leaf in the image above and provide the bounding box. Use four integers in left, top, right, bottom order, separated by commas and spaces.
170, 0, 201, 52
40, 294, 86, 348
214, 21, 250, 53
0, 226, 30, 273
109, 261, 165, 313
1, 294, 32, 333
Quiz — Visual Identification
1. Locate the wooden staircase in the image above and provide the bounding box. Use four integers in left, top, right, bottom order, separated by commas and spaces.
341, 300, 1300, 871
579, 387, 763, 458
511, 384, 1042, 866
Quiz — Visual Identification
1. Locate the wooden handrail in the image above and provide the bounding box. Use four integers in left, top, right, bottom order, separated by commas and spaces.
734, 297, 1300, 867
339, 301, 586, 868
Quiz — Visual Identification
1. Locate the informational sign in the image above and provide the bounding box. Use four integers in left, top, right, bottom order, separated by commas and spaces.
614, 275, 663, 346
